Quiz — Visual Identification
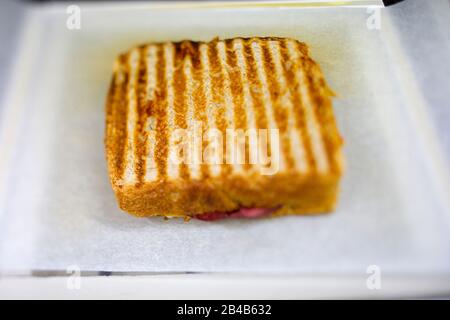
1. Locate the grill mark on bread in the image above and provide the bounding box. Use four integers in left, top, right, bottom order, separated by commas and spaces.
250, 39, 283, 172
200, 43, 221, 177
243, 40, 269, 129
234, 39, 260, 171
267, 41, 308, 173
301, 56, 333, 173
173, 42, 190, 180
260, 40, 294, 170
114, 55, 130, 183
134, 46, 149, 186
105, 73, 116, 140
124, 50, 140, 183
287, 40, 329, 174
216, 41, 241, 176
224, 40, 246, 172
208, 41, 230, 176
243, 40, 272, 168
165, 43, 180, 179
105, 72, 117, 179
154, 44, 169, 179
280, 40, 316, 173
144, 45, 158, 182
297, 41, 339, 174
190, 42, 210, 179
183, 54, 202, 179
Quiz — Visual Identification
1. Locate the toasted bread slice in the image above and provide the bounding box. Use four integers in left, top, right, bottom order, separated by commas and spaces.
105, 37, 344, 219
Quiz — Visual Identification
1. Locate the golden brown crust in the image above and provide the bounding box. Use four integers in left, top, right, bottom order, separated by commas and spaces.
112, 172, 339, 218
105, 37, 344, 218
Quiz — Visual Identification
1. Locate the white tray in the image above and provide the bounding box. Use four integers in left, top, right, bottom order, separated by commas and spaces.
0, 1, 449, 297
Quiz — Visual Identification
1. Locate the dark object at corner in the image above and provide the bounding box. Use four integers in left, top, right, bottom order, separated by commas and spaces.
383, 0, 405, 6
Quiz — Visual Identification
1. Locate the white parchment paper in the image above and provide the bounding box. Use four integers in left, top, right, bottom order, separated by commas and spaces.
0, 3, 449, 273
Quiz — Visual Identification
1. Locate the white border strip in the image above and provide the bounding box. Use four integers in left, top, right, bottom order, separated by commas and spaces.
40, 0, 384, 13
0, 273, 449, 299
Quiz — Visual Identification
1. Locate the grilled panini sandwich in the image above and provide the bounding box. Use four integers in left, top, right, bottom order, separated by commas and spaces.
105, 37, 344, 220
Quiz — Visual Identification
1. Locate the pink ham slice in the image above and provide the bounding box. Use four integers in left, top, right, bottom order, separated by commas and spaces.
194, 207, 276, 221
